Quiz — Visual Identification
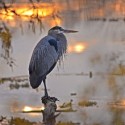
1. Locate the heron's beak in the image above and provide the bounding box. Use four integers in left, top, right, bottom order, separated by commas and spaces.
63, 29, 78, 33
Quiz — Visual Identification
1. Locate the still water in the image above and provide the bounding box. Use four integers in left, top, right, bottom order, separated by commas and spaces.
1, 0, 125, 124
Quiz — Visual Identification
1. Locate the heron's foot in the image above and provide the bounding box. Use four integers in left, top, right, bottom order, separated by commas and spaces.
41, 95, 50, 104
41, 96, 59, 105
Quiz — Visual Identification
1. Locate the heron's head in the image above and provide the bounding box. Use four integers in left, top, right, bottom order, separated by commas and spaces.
48, 26, 78, 35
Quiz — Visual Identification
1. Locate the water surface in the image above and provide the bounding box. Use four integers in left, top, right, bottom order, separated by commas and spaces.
0, 0, 125, 124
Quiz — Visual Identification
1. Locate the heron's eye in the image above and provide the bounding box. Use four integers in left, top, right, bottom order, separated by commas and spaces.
59, 27, 63, 31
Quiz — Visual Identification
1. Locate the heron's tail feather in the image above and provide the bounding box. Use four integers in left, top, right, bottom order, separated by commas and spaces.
29, 72, 43, 89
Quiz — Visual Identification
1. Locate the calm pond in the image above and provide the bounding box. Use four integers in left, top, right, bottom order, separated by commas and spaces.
0, 0, 125, 124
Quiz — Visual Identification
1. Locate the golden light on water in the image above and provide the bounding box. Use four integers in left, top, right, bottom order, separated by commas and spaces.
23, 105, 45, 112
22, 105, 45, 116
74, 44, 86, 53
0, 3, 58, 22
41, 106, 45, 110
0, 3, 63, 28
23, 106, 32, 112
0, 8, 53, 20
68, 42, 88, 53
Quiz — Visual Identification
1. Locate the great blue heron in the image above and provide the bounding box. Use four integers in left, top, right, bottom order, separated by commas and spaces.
29, 26, 78, 97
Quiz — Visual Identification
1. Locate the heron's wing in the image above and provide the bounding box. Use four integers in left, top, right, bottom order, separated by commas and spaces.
29, 36, 58, 88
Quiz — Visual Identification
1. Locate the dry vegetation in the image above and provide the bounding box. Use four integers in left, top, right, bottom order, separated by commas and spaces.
78, 100, 97, 107
0, 116, 80, 125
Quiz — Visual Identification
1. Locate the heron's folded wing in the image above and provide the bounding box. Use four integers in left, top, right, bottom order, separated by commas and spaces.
29, 38, 58, 89
29, 43, 58, 77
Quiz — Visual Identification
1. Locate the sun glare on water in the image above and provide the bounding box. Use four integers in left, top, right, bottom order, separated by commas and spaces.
0, 3, 62, 27
23, 106, 32, 112
68, 42, 88, 53
23, 106, 45, 116
23, 106, 45, 112
74, 44, 86, 53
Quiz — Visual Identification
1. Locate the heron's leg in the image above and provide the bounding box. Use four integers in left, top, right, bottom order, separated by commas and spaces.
43, 78, 48, 97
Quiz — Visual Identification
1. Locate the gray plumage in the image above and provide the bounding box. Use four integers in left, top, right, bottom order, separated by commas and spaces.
29, 26, 77, 96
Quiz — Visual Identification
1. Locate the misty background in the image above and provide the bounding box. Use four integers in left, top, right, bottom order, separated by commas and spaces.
0, 0, 125, 125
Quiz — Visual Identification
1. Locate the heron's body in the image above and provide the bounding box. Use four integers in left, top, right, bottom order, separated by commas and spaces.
29, 33, 67, 88
29, 26, 77, 97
